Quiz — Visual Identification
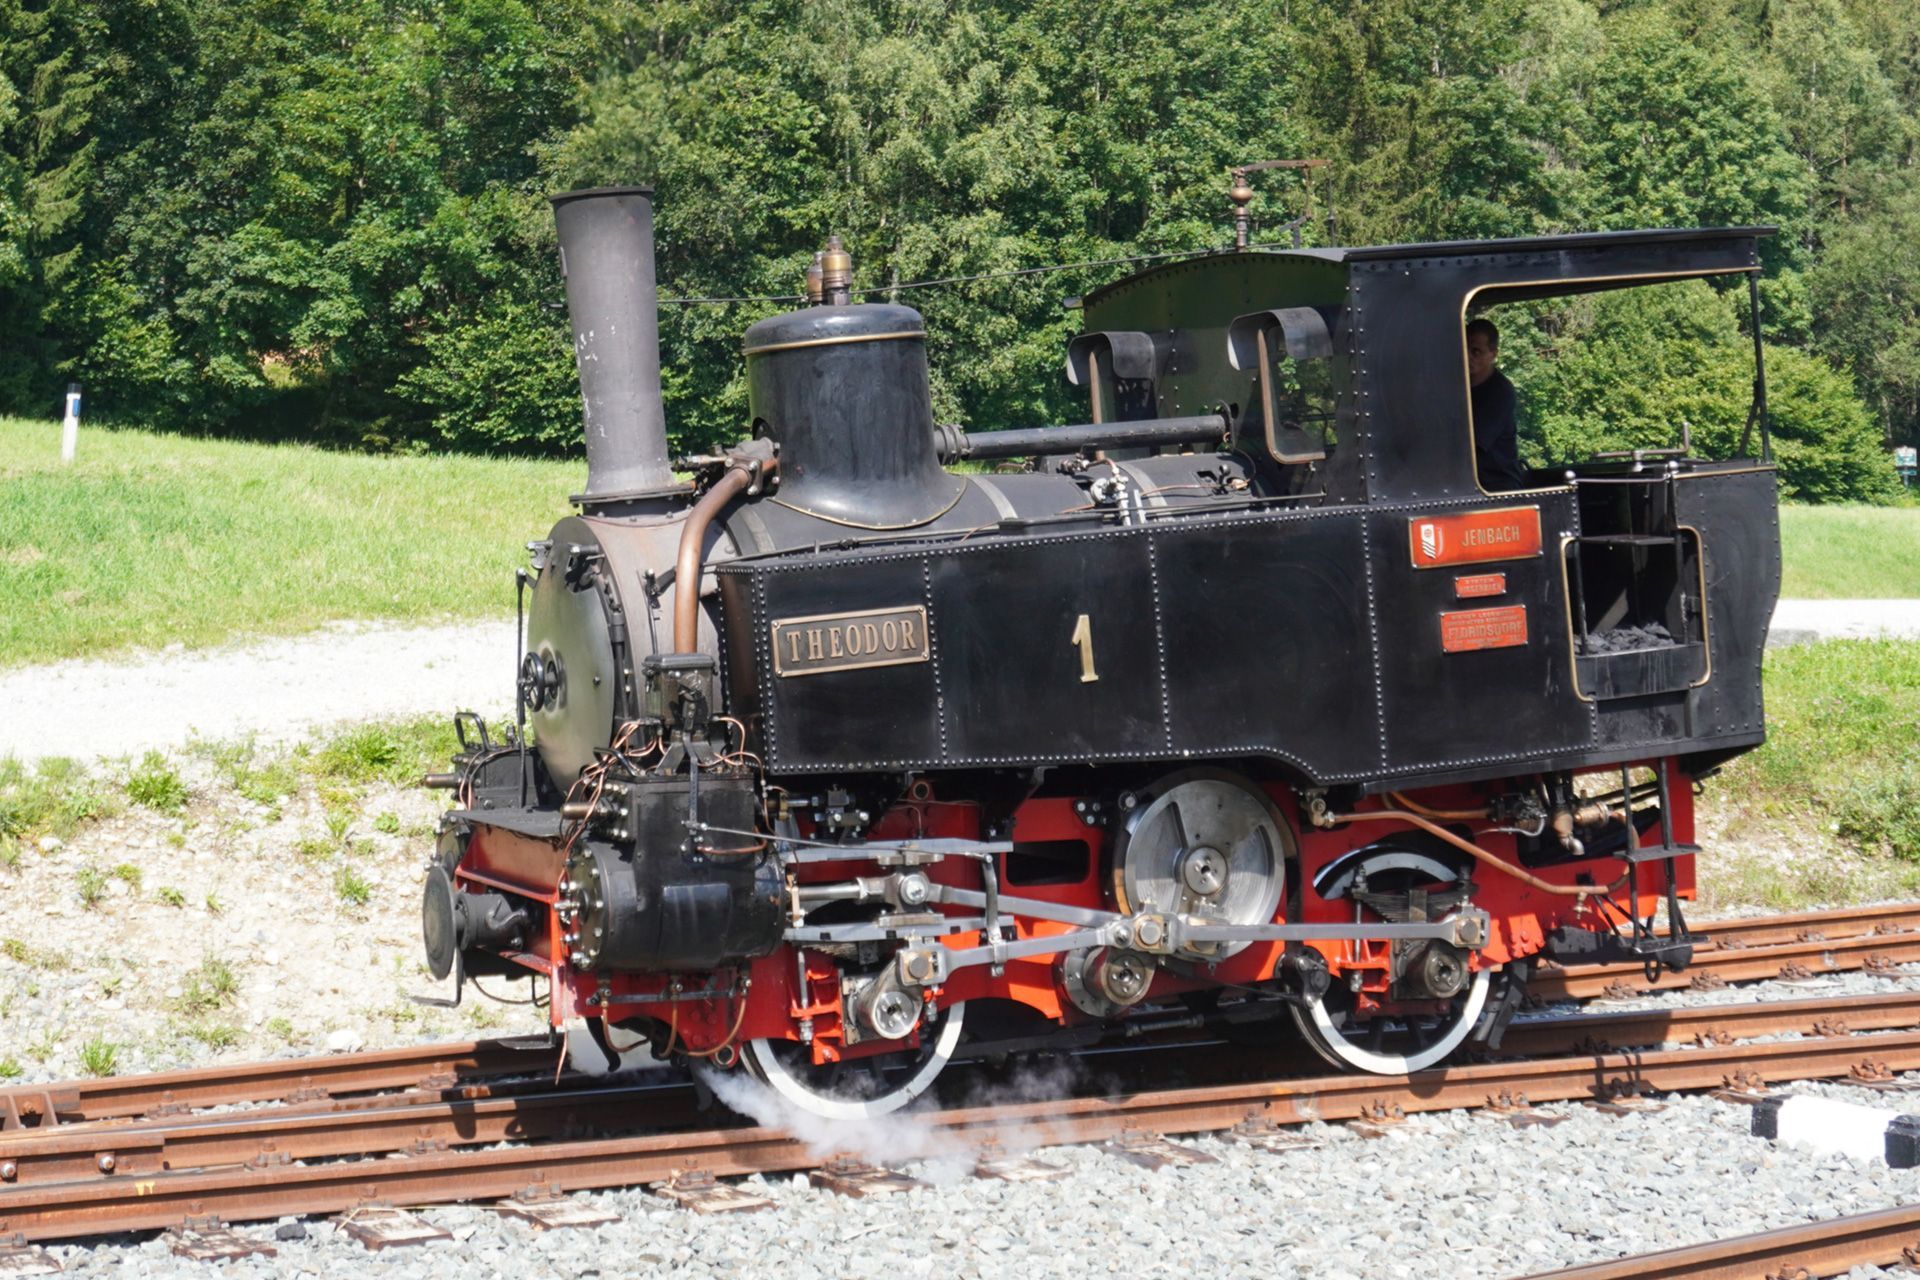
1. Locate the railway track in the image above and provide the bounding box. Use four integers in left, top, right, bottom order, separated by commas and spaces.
1530, 900, 1920, 1001
6, 991, 1920, 1244
4, 902, 1920, 1250
8, 988, 1917, 1195
1517, 1203, 1920, 1279
0, 1037, 562, 1131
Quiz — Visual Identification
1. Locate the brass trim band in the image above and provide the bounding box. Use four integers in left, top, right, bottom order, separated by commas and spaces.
745, 330, 926, 357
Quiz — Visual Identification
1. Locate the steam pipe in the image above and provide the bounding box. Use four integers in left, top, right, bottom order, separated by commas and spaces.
673, 454, 777, 654
933, 413, 1229, 462
549, 186, 684, 502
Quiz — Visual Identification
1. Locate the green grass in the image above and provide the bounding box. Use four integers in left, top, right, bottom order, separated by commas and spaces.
0, 416, 578, 668
311, 717, 460, 786
79, 1037, 118, 1076
176, 956, 239, 1014
1778, 503, 1920, 598
74, 865, 106, 909
334, 864, 372, 907
125, 751, 188, 812
1712, 638, 1920, 862
0, 756, 119, 843
189, 1023, 241, 1050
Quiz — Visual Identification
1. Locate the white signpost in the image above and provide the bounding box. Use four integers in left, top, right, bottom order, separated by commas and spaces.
59, 382, 81, 463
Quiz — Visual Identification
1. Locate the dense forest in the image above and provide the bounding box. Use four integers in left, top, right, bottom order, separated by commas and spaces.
1, 0, 1915, 500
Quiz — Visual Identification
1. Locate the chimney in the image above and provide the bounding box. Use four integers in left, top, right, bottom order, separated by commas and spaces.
549, 186, 683, 502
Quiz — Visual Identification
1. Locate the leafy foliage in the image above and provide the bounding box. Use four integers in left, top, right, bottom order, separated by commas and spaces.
1506, 281, 1900, 500
0, 0, 1914, 485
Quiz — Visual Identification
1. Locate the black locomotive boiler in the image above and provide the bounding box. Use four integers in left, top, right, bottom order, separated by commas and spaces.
421, 185, 1781, 1117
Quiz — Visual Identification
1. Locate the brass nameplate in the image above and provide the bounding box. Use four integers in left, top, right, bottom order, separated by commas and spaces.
771, 605, 930, 678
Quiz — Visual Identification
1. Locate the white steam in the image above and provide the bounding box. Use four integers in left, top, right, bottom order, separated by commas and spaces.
695, 1052, 1093, 1185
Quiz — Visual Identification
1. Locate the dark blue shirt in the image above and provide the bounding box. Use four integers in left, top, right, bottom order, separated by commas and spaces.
1471, 369, 1524, 490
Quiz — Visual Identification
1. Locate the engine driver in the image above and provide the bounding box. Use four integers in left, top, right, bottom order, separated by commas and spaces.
1467, 317, 1525, 490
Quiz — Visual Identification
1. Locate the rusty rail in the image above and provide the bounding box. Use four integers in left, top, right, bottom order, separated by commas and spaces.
6, 902, 1912, 1134
1499, 987, 1920, 1056
0, 1079, 697, 1187
10, 989, 1919, 1193
1513, 1203, 1920, 1279
0, 1037, 562, 1131
1674, 902, 1920, 950
8, 1022, 1920, 1243
1532, 929, 1920, 1002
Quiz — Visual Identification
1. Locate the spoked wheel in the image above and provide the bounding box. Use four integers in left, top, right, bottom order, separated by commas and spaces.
1292, 965, 1492, 1074
739, 1002, 967, 1120
1289, 849, 1495, 1074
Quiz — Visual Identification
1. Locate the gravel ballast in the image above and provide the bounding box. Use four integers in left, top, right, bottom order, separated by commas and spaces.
21, 1042, 1920, 1280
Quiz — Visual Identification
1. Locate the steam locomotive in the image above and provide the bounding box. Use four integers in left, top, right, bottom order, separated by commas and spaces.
420, 185, 1781, 1117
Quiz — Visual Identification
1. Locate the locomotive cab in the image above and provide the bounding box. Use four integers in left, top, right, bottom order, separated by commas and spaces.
423, 190, 1780, 1116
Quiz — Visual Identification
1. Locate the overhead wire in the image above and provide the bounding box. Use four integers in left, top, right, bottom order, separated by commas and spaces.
657, 241, 1303, 307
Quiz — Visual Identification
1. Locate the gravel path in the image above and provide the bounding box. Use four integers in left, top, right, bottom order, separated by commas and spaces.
0, 618, 516, 762
0, 598, 1912, 764
1769, 599, 1920, 648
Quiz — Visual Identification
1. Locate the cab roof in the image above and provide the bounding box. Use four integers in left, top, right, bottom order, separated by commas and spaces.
1274, 225, 1773, 264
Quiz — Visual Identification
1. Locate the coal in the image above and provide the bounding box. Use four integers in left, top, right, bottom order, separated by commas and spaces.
1580, 621, 1674, 654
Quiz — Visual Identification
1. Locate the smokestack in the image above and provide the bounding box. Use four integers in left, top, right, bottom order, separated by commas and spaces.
549, 186, 683, 501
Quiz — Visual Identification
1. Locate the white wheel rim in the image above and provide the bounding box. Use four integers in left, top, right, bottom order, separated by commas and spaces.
741, 1002, 966, 1120
1303, 968, 1490, 1074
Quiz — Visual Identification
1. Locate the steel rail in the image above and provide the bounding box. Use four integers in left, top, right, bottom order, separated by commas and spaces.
1498, 987, 1920, 1057
8, 1027, 1920, 1243
9, 990, 1919, 1192
0, 1038, 563, 1130
1673, 902, 1920, 949
1531, 929, 1920, 1002
1512, 1202, 1920, 1279
4, 903, 1912, 1134
0, 1079, 697, 1187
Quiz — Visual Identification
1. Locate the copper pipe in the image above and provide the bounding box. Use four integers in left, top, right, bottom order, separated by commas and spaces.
1330, 807, 1629, 898
1386, 791, 1492, 822
673, 460, 771, 653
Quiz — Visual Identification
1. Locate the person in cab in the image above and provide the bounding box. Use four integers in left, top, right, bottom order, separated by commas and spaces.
1467, 317, 1525, 490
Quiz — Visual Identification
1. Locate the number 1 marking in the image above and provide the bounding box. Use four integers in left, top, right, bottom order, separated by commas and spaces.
1070, 614, 1099, 683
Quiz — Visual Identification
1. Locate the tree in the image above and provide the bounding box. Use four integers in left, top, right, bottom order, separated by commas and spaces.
0, 0, 105, 409
1809, 173, 1920, 448
531, 0, 1309, 452
1758, 0, 1905, 222
1289, 0, 1562, 244
1508, 278, 1898, 501
0, 71, 26, 292
1575, 13, 1811, 265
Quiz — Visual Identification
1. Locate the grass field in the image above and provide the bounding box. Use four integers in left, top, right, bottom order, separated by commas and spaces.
1699, 637, 1920, 906
0, 417, 579, 668
1778, 503, 1920, 598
